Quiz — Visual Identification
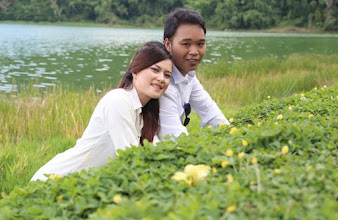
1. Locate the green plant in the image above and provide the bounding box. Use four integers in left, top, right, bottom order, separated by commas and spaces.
1, 86, 336, 219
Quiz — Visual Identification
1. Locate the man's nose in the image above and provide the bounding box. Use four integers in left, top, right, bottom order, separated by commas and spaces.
189, 45, 199, 55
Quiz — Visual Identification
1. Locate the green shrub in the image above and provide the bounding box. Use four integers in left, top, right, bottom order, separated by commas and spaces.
0, 86, 337, 219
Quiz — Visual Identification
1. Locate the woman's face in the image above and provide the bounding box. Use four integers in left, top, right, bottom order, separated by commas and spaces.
133, 59, 172, 106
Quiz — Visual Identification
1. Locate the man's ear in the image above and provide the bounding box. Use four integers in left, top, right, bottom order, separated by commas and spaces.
164, 38, 172, 54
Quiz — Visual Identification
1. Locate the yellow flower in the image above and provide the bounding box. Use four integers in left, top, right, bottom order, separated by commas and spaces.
219, 123, 223, 126
308, 114, 314, 118
275, 122, 279, 125
250, 180, 255, 185
49, 174, 56, 180
171, 172, 191, 185
267, 96, 271, 99
113, 195, 122, 204
257, 122, 262, 126
314, 87, 317, 90
301, 93, 305, 97
84, 157, 88, 162
56, 195, 63, 201
50, 175, 56, 180
229, 127, 237, 134
221, 161, 228, 168
49, 174, 61, 180
238, 152, 244, 159
242, 139, 248, 147
282, 145, 289, 154
212, 167, 217, 173
274, 169, 281, 174
288, 106, 292, 110
277, 115, 283, 120
184, 164, 211, 180
226, 149, 233, 157
323, 85, 327, 88
227, 174, 234, 183
247, 124, 252, 128
207, 125, 212, 129
226, 205, 236, 213
229, 118, 234, 123
251, 157, 257, 164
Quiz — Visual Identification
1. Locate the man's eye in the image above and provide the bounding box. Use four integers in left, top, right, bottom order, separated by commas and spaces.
199, 42, 205, 46
182, 43, 189, 46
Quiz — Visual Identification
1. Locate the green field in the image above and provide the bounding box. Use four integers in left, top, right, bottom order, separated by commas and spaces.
0, 53, 337, 219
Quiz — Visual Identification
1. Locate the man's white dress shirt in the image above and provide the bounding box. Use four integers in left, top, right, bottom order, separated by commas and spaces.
31, 87, 143, 181
158, 65, 229, 139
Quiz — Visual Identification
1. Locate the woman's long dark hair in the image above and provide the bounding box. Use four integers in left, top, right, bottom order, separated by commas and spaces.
118, 41, 171, 145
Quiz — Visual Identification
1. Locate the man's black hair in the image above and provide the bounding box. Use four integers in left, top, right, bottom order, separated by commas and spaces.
164, 8, 206, 41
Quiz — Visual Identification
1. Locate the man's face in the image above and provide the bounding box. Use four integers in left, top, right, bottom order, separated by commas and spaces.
164, 24, 206, 76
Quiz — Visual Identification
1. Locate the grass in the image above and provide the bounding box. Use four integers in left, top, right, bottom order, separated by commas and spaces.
1, 53, 337, 196
198, 53, 338, 108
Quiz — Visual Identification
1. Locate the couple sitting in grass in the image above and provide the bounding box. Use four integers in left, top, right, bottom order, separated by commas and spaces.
31, 8, 230, 181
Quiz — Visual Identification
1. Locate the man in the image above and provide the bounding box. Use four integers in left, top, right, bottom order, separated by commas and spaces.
158, 8, 229, 139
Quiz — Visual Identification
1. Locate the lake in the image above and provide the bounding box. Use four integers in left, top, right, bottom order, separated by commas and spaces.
0, 23, 337, 92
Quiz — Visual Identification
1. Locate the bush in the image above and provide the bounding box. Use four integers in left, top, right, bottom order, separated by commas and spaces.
0, 86, 337, 219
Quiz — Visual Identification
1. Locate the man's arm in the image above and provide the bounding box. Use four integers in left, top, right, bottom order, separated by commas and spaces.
190, 76, 229, 127
158, 87, 188, 139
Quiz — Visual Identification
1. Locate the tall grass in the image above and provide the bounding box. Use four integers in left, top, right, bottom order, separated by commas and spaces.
0, 84, 99, 194
1, 53, 337, 195
198, 53, 338, 108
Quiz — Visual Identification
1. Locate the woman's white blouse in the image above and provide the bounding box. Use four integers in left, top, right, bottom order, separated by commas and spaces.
31, 87, 143, 181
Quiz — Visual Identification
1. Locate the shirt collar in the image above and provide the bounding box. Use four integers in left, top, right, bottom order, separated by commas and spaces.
172, 65, 196, 85
130, 86, 142, 111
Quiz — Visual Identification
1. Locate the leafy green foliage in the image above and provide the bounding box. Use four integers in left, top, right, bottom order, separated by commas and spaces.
0, 0, 337, 30
0, 86, 337, 219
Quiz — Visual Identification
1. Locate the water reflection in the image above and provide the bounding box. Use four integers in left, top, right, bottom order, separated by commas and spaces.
0, 23, 337, 92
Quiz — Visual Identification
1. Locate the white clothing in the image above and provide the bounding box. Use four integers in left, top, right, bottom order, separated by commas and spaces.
31, 87, 143, 181
158, 65, 229, 139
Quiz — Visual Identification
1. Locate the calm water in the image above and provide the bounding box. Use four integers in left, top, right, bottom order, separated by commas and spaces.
1, 23, 337, 92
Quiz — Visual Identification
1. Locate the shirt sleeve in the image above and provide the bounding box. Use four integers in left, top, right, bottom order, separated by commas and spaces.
102, 92, 140, 152
189, 76, 229, 127
158, 87, 188, 139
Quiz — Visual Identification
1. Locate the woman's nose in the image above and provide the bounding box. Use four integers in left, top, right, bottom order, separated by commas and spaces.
157, 72, 165, 82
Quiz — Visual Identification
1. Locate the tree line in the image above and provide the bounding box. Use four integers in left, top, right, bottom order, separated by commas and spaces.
0, 0, 337, 30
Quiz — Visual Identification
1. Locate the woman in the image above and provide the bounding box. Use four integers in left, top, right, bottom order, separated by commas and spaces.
31, 41, 172, 181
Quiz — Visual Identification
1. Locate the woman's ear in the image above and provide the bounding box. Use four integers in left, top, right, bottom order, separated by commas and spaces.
164, 38, 172, 54
132, 72, 137, 80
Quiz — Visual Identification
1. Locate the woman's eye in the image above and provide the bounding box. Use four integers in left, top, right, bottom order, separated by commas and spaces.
151, 68, 159, 72
182, 43, 189, 46
165, 73, 171, 78
199, 42, 205, 46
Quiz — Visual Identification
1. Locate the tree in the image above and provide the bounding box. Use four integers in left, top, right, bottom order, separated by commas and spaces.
50, 0, 63, 21
324, 0, 334, 25
0, 0, 12, 12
